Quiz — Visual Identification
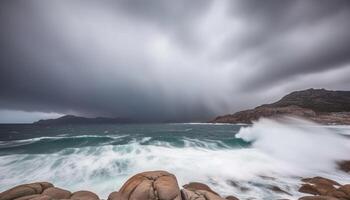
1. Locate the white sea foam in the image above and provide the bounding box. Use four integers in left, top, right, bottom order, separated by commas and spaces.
1, 119, 350, 200
0, 143, 284, 199
236, 117, 350, 173
1, 134, 129, 143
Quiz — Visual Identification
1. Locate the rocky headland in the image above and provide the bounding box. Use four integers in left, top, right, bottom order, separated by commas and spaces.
1, 161, 350, 200
211, 89, 350, 124
33, 115, 135, 125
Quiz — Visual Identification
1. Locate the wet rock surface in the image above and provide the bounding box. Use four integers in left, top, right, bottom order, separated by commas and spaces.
111, 170, 181, 200
0, 183, 99, 200
338, 161, 350, 173
1, 171, 350, 200
181, 182, 228, 200
183, 182, 219, 196
298, 176, 350, 200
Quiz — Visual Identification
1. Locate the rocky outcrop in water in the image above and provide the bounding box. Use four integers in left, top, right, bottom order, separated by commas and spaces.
1, 168, 350, 200
211, 88, 350, 124
298, 176, 350, 200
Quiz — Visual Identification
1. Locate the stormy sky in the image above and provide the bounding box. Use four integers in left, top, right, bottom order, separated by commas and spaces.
1, 0, 350, 123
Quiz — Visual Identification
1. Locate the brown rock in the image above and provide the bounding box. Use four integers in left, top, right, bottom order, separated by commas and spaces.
37, 183, 54, 191
338, 184, 350, 196
299, 184, 320, 195
181, 182, 227, 200
225, 195, 239, 200
315, 184, 335, 196
326, 189, 348, 199
14, 194, 42, 200
299, 177, 339, 196
30, 195, 52, 200
298, 196, 339, 200
299, 183, 336, 196
15, 195, 52, 200
181, 189, 224, 200
42, 187, 71, 199
0, 185, 37, 200
338, 160, 350, 173
24, 184, 43, 194
117, 170, 181, 200
71, 191, 99, 200
301, 177, 340, 186
107, 192, 122, 200
183, 182, 219, 196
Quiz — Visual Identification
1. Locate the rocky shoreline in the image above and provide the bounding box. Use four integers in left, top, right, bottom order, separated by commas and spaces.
1, 161, 350, 200
211, 89, 350, 125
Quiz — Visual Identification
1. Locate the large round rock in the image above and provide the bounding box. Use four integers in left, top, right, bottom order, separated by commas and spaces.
183, 182, 219, 196
71, 191, 99, 200
181, 182, 228, 200
0, 182, 53, 200
111, 170, 181, 200
42, 187, 71, 199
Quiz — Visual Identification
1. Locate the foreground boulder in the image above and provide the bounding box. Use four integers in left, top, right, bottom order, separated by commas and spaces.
108, 170, 181, 200
181, 182, 236, 200
70, 191, 99, 200
336, 184, 350, 197
299, 177, 340, 196
2, 173, 349, 200
181, 189, 223, 200
42, 187, 71, 199
183, 182, 219, 196
299, 177, 350, 200
0, 182, 53, 200
0, 183, 99, 200
107, 172, 240, 200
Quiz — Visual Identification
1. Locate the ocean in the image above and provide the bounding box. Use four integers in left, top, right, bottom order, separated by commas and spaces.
0, 118, 350, 200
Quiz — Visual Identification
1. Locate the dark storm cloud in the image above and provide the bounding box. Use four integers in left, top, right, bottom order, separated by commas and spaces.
223, 0, 350, 90
0, 0, 350, 122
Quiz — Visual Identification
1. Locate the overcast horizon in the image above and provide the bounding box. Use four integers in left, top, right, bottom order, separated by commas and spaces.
1, 0, 350, 123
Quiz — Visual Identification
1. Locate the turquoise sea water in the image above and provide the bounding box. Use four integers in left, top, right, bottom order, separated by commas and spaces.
1, 119, 350, 200
0, 123, 248, 155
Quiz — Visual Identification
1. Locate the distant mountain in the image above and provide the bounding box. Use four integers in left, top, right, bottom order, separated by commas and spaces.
211, 88, 350, 124
33, 115, 135, 125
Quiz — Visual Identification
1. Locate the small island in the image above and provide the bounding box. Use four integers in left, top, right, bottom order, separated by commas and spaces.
33, 115, 135, 125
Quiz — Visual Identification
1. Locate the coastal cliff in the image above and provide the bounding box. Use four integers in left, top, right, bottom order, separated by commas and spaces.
211, 88, 350, 124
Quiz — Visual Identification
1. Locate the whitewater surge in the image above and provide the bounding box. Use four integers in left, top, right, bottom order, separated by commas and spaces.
236, 117, 350, 173
0, 120, 349, 199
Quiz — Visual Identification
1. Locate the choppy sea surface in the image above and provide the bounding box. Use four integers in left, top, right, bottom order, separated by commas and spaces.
0, 117, 350, 200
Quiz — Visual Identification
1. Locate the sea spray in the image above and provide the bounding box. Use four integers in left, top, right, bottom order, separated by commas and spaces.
1, 122, 350, 199
236, 117, 350, 173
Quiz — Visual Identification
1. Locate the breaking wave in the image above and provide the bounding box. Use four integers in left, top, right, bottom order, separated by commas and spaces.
0, 120, 349, 199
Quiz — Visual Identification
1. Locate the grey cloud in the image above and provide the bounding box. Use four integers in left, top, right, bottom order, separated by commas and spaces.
1, 0, 350, 122
222, 0, 350, 90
